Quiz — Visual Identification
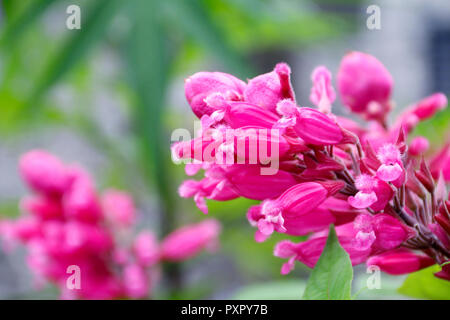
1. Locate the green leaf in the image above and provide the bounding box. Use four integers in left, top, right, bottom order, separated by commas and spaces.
124, 0, 176, 233
0, 0, 57, 47
302, 224, 353, 300
232, 281, 305, 300
398, 265, 450, 300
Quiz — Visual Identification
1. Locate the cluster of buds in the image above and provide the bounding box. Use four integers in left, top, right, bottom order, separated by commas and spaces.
174, 51, 450, 280
0, 150, 220, 299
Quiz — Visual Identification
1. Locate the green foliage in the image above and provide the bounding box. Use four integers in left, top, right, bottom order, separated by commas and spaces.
398, 265, 450, 300
27, 0, 123, 111
302, 225, 353, 300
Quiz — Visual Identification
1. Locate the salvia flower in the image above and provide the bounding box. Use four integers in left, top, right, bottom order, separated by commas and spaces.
0, 150, 221, 299
174, 51, 450, 281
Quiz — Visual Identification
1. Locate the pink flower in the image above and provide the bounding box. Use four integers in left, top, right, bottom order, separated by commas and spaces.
409, 92, 447, 121
224, 165, 298, 200
247, 181, 344, 241
63, 174, 102, 223
274, 223, 372, 274
160, 219, 221, 262
353, 213, 414, 252
409, 136, 429, 156
1, 150, 226, 299
309, 66, 336, 113
367, 249, 435, 275
19, 150, 71, 196
101, 189, 136, 228
175, 53, 450, 282
337, 51, 393, 121
123, 263, 150, 299
276, 101, 343, 145
244, 63, 295, 113
185, 71, 246, 118
348, 174, 393, 211
430, 143, 450, 182
133, 231, 159, 267
223, 102, 280, 129
376, 143, 405, 184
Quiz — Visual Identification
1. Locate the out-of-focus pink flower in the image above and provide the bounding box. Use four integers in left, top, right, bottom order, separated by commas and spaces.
185, 71, 246, 118
367, 249, 435, 275
19, 150, 71, 196
337, 51, 393, 121
2, 150, 226, 299
133, 231, 159, 267
21, 195, 63, 220
309, 66, 336, 113
430, 143, 450, 182
160, 219, 221, 262
102, 189, 136, 228
409, 136, 429, 156
409, 93, 447, 121
244, 63, 295, 113
123, 263, 150, 299
63, 176, 101, 223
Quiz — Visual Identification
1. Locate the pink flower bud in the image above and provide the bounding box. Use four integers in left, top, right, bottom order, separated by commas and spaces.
337, 51, 393, 121
309, 66, 336, 113
294, 107, 343, 145
123, 263, 150, 299
21, 195, 63, 220
185, 71, 246, 118
160, 219, 221, 262
63, 175, 102, 223
411, 92, 447, 120
223, 102, 280, 129
367, 249, 434, 275
409, 136, 429, 156
224, 165, 298, 200
101, 189, 136, 228
133, 231, 159, 267
244, 63, 295, 112
430, 143, 450, 182
19, 150, 70, 196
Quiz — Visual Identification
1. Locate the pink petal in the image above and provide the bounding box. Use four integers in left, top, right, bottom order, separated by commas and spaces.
348, 191, 377, 209
377, 163, 403, 182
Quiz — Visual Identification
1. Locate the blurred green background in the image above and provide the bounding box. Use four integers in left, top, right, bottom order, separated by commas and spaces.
0, 0, 448, 299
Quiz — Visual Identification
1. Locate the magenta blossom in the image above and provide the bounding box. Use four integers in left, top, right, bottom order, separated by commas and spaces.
0, 150, 222, 299
175, 51, 449, 281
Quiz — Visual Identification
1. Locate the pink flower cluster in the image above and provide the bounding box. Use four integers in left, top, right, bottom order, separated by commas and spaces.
0, 150, 220, 299
175, 51, 450, 280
